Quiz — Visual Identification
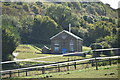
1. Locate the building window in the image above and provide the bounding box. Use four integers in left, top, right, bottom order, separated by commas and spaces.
70, 45, 74, 51
54, 40, 59, 46
70, 40, 74, 51
54, 40, 59, 52
54, 47, 59, 52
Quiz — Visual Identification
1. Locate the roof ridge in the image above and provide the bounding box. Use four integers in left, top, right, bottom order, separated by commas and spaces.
50, 30, 83, 40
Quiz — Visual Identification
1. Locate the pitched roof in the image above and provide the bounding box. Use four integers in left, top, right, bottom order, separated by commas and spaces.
42, 45, 49, 50
50, 30, 83, 40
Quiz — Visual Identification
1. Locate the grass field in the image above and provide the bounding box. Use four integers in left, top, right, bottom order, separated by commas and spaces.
35, 55, 92, 62
12, 44, 92, 68
82, 46, 91, 52
13, 44, 92, 67
21, 64, 119, 78
15, 44, 52, 59
15, 44, 91, 59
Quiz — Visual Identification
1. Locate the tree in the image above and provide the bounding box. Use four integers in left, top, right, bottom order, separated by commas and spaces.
72, 27, 88, 37
46, 4, 81, 30
2, 26, 20, 61
29, 15, 62, 44
32, 5, 40, 14
96, 35, 118, 48
118, 28, 120, 48
2, 15, 20, 61
90, 43, 102, 57
86, 21, 115, 45
19, 15, 34, 43
100, 42, 113, 56
23, 4, 30, 12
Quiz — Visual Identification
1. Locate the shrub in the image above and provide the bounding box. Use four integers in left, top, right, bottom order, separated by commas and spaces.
90, 43, 102, 57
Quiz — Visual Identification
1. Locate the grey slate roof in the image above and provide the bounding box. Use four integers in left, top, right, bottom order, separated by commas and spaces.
50, 30, 83, 40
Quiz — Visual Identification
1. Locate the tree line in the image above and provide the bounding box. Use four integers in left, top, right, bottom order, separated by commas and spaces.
2, 2, 119, 61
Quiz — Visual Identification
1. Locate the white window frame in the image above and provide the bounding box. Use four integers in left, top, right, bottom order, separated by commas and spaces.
54, 46, 59, 52
70, 40, 74, 51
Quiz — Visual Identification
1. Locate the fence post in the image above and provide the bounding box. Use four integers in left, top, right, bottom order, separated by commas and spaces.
26, 70, 28, 76
102, 60, 105, 66
95, 58, 98, 70
117, 58, 119, 64
42, 67, 45, 74
9, 71, 12, 78
58, 64, 60, 72
18, 70, 20, 77
67, 58, 69, 71
109, 58, 111, 66
91, 60, 94, 67
74, 62, 76, 70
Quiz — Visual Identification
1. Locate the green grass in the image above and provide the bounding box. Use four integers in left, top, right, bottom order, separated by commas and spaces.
16, 61, 50, 68
35, 55, 92, 62
32, 44, 50, 49
13, 44, 92, 69
82, 46, 91, 52
15, 44, 51, 59
15, 44, 41, 53
21, 64, 119, 78
15, 44, 92, 60
16, 52, 52, 59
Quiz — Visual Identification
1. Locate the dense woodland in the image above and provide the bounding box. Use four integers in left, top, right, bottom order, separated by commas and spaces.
2, 2, 120, 61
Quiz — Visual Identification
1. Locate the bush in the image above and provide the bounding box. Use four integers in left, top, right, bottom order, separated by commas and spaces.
90, 43, 102, 57
101, 42, 112, 56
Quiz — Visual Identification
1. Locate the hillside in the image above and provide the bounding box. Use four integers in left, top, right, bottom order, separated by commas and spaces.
2, 1, 119, 61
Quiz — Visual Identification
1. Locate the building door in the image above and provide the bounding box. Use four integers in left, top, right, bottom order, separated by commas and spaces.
62, 48, 67, 54
61, 41, 67, 53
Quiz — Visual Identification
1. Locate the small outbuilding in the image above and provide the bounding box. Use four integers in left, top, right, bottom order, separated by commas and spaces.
50, 30, 83, 53
42, 45, 50, 53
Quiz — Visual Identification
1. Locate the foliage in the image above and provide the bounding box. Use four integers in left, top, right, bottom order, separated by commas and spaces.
90, 43, 102, 57
2, 26, 20, 61
28, 15, 62, 44
46, 4, 81, 30
100, 42, 113, 56
1, 2, 119, 61
117, 27, 120, 48
2, 15, 20, 61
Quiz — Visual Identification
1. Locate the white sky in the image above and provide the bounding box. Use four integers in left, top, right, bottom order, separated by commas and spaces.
100, 0, 120, 9
1, 0, 120, 9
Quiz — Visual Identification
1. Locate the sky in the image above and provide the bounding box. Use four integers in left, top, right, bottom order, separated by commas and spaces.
1, 0, 120, 9
100, 0, 119, 9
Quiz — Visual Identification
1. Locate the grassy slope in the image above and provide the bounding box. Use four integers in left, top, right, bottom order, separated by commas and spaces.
13, 45, 92, 68
15, 44, 91, 59
15, 44, 92, 63
82, 46, 91, 52
15, 44, 51, 59
21, 64, 119, 78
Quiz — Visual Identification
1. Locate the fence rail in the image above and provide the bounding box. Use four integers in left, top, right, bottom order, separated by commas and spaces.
1, 48, 120, 64
1, 56, 120, 79
1, 48, 120, 79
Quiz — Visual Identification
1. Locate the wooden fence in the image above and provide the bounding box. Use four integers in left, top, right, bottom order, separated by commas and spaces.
1, 48, 120, 64
1, 56, 119, 79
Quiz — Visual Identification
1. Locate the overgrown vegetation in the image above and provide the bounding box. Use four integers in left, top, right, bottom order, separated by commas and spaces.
2, 2, 119, 61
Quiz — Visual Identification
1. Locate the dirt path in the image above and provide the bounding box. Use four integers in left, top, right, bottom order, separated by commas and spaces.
12, 52, 19, 57
12, 52, 55, 63
12, 52, 19, 61
15, 58, 55, 63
